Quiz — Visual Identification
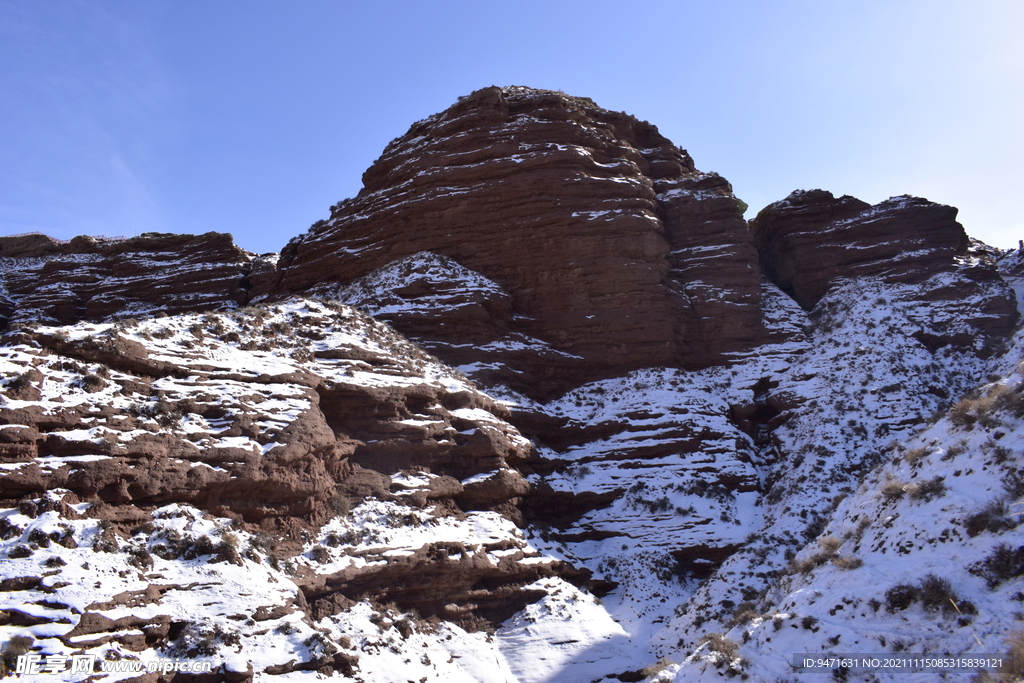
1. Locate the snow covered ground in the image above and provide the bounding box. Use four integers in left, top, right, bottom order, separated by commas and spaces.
1, 258, 1022, 681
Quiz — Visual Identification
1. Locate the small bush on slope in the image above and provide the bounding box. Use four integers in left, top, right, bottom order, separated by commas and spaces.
885, 583, 919, 613
950, 384, 1024, 429
971, 543, 1024, 588
698, 632, 742, 669
884, 574, 963, 616
908, 475, 947, 502
965, 500, 1018, 537
918, 573, 959, 615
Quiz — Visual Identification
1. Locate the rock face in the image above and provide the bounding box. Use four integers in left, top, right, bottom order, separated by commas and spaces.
324, 251, 587, 393
998, 244, 1024, 313
0, 301, 534, 524
0, 232, 253, 328
0, 299, 575, 653
256, 86, 763, 396
750, 190, 1018, 351
750, 190, 968, 308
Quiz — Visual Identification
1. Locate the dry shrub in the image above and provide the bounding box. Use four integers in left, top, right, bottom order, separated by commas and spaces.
788, 554, 828, 575
81, 373, 105, 392
886, 574, 962, 616
991, 384, 1024, 417
127, 546, 154, 571
909, 476, 947, 502
699, 632, 740, 667
310, 545, 331, 564
949, 398, 976, 427
950, 384, 1024, 430
965, 500, 1017, 537
329, 493, 352, 517
248, 532, 275, 554
788, 556, 818, 575
885, 583, 919, 612
832, 555, 864, 570
919, 573, 958, 614
7, 372, 33, 391
787, 535, 845, 575
904, 446, 930, 465
819, 535, 842, 554
881, 478, 906, 501
971, 543, 1024, 588
943, 440, 969, 461
638, 656, 674, 679
729, 601, 760, 626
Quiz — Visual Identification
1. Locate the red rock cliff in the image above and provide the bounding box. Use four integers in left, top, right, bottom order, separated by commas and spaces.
0, 232, 253, 327
750, 189, 1018, 349
258, 86, 764, 393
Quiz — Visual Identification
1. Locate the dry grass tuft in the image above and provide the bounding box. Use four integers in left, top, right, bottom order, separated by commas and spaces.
880, 478, 906, 501
787, 535, 847, 575
699, 632, 741, 666
950, 383, 1024, 429
904, 446, 930, 464
818, 535, 842, 554
832, 555, 864, 570
638, 656, 674, 679
728, 601, 760, 626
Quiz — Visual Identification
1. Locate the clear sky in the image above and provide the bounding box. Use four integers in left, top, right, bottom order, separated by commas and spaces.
2, 0, 1022, 255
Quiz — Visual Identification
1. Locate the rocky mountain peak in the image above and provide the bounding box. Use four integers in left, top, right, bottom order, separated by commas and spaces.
255, 86, 761, 398
751, 189, 970, 307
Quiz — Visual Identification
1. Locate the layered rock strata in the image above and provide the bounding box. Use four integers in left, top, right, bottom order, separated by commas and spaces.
750, 190, 1018, 350
2, 86, 1024, 682
323, 251, 587, 392
0, 300, 569, 641
0, 232, 253, 328
0, 300, 536, 522
256, 86, 764, 396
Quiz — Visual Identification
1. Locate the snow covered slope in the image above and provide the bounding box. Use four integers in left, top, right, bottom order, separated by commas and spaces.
0, 299, 596, 680
2, 248, 1023, 682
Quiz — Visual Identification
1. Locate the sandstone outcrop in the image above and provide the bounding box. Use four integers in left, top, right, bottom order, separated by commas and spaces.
255, 86, 764, 396
0, 232, 253, 328
0, 298, 590, 660
751, 190, 1018, 350
296, 529, 585, 630
750, 190, 966, 308
0, 300, 537, 527
326, 251, 587, 392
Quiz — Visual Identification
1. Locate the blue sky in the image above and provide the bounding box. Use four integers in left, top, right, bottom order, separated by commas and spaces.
2, 0, 1022, 254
